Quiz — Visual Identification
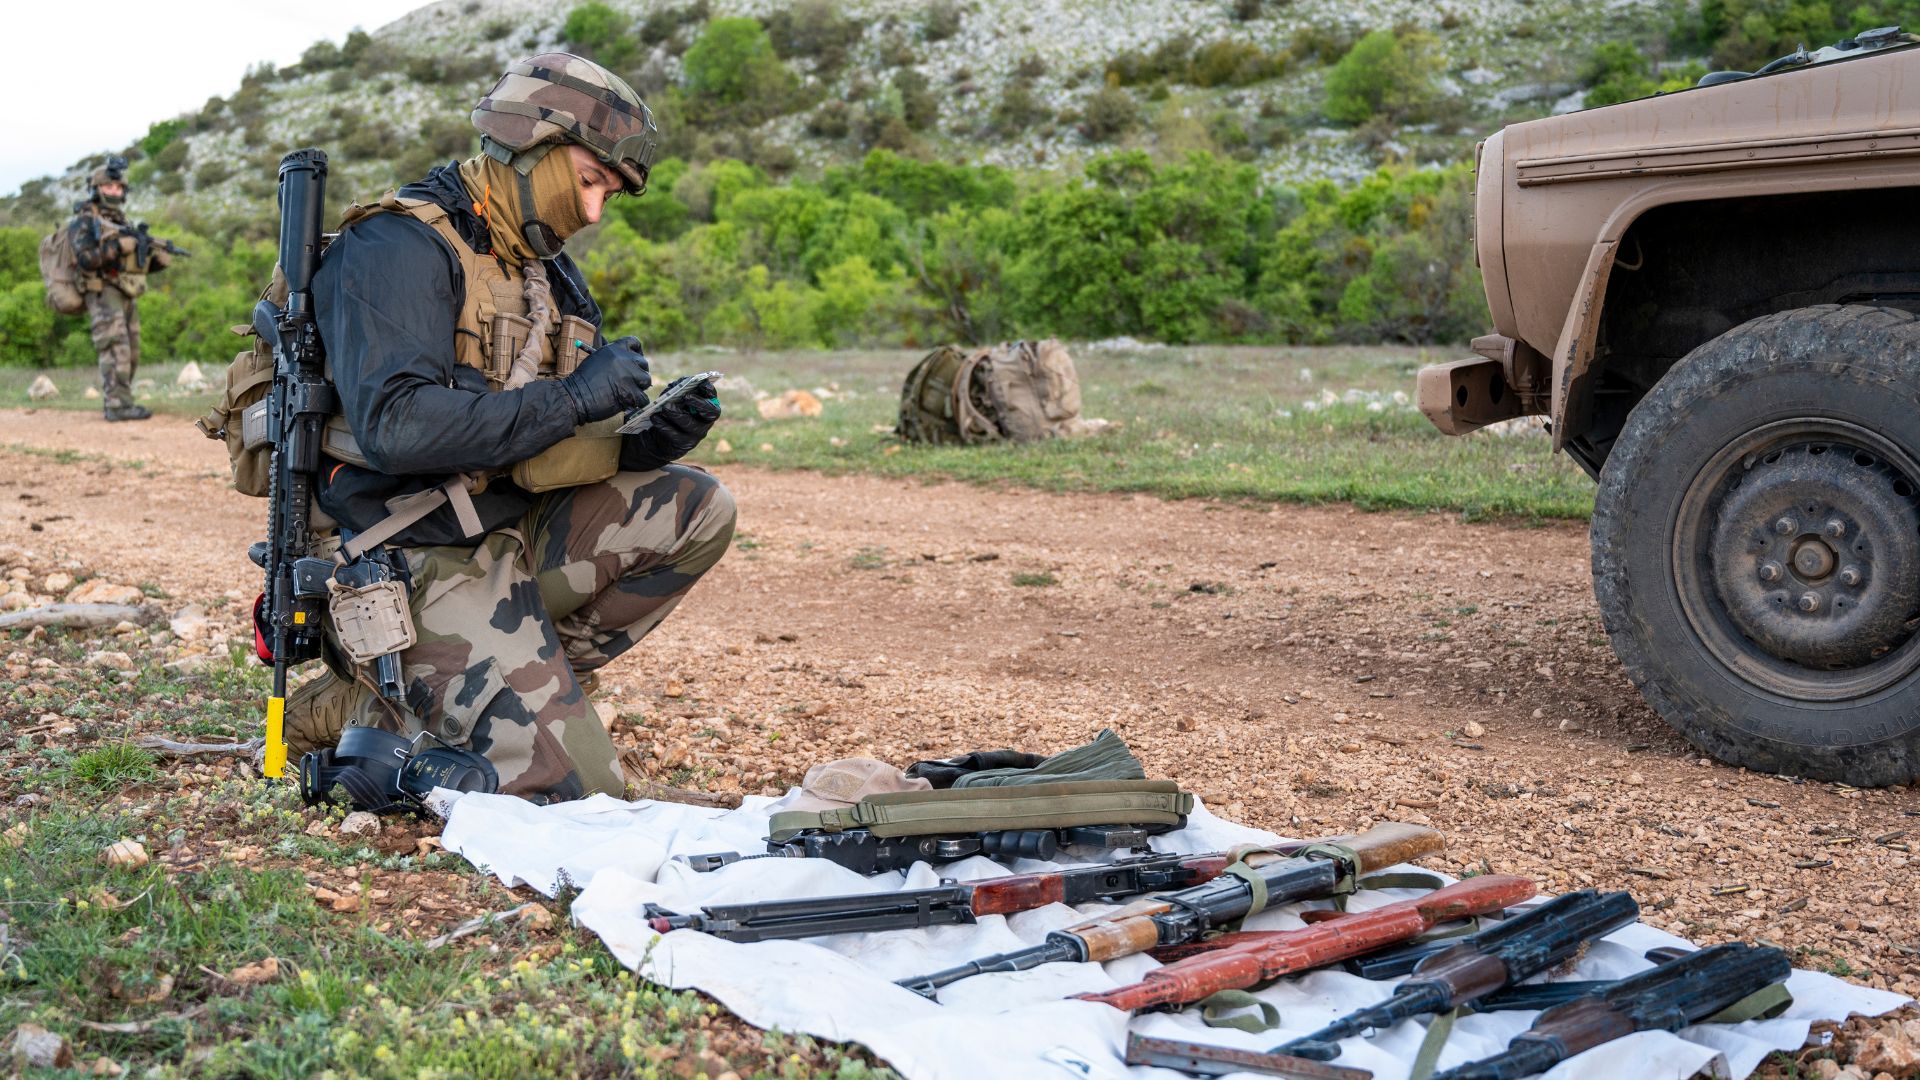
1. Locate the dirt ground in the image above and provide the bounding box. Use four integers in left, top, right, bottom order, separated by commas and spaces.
4, 408, 1917, 1016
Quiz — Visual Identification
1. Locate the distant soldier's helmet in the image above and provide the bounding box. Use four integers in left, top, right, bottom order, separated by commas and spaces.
471, 53, 658, 194
89, 154, 130, 191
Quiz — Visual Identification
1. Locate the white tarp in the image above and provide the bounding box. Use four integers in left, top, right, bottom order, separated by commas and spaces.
441, 791, 1908, 1080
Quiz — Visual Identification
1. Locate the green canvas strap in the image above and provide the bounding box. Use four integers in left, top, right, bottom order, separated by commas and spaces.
767, 780, 1194, 842
1408, 1006, 1460, 1080
1706, 983, 1793, 1023
949, 728, 1146, 788
1197, 989, 1282, 1033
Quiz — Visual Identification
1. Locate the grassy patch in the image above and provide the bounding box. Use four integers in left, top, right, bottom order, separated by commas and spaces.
1011, 572, 1058, 587
667, 344, 1595, 521
0, 632, 893, 1078
0, 362, 219, 417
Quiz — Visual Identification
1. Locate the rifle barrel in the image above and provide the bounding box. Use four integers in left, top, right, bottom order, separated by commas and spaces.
896, 938, 1082, 998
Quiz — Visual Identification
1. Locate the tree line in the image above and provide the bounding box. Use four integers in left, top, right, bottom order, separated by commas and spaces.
0, 150, 1482, 368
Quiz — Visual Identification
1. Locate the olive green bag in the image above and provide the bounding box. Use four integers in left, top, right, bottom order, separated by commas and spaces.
768, 779, 1194, 842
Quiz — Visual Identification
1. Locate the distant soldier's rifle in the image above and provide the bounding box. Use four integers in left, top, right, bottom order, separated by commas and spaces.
1428, 942, 1793, 1080
1076, 874, 1538, 1014
894, 822, 1446, 1000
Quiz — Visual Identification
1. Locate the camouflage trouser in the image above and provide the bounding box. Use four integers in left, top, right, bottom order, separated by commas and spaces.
86, 287, 140, 410
385, 465, 735, 803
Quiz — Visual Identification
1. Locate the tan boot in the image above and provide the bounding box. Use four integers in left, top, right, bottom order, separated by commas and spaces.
285, 668, 373, 757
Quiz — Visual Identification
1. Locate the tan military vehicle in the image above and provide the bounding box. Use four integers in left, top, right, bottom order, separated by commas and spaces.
1419, 30, 1920, 786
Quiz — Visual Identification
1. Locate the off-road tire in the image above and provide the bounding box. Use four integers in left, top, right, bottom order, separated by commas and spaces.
1593, 304, 1920, 786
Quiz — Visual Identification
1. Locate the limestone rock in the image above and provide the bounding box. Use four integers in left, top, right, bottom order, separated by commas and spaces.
68, 579, 144, 605
26, 375, 58, 401
175, 361, 207, 389
101, 839, 149, 869
85, 650, 135, 672
41, 573, 73, 594
10, 1024, 72, 1069
339, 812, 382, 836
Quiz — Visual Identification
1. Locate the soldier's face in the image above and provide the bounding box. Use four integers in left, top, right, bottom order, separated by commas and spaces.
566, 145, 620, 225
99, 181, 126, 199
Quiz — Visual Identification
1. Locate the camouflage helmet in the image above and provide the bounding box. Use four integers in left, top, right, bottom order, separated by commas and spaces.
472, 53, 658, 194
89, 154, 129, 191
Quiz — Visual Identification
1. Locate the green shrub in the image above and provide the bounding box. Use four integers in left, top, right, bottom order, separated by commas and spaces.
1323, 30, 1446, 125
765, 0, 862, 72
137, 119, 186, 160
563, 2, 639, 70
923, 0, 966, 40
1079, 86, 1140, 141
896, 70, 938, 129
991, 80, 1050, 135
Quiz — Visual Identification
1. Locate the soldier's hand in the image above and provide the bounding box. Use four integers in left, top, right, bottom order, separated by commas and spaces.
626, 376, 721, 466
559, 336, 653, 424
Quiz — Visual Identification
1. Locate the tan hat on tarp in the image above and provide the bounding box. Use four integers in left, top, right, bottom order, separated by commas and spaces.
776, 758, 932, 813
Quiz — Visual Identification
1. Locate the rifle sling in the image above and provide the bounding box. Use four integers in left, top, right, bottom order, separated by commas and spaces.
1197, 989, 1282, 1033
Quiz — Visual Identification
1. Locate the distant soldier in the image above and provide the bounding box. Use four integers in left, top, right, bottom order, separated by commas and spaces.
68, 155, 170, 421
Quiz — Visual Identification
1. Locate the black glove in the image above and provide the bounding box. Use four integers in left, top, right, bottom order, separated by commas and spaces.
620, 376, 721, 470
558, 336, 653, 424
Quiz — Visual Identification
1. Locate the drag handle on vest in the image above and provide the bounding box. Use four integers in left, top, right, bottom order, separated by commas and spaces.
1427, 943, 1794, 1080
257, 148, 334, 779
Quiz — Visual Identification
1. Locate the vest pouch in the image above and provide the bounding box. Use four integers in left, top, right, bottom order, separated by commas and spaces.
486, 312, 532, 387
196, 341, 277, 497
550, 315, 596, 377
320, 415, 374, 469
510, 415, 623, 493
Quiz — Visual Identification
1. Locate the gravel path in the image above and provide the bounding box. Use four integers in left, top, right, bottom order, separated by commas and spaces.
3, 407, 1915, 1003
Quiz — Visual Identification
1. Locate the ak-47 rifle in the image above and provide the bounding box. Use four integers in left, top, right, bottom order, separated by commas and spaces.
893, 821, 1445, 1000
1428, 942, 1793, 1080
1075, 874, 1538, 1014
649, 832, 1387, 943
1269, 888, 1643, 1062
251, 149, 333, 779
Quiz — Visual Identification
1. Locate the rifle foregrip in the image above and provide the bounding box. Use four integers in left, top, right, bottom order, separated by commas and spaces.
1346, 822, 1446, 875
970, 873, 1066, 917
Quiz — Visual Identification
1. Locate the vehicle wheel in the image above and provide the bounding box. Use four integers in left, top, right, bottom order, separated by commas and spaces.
1592, 304, 1920, 785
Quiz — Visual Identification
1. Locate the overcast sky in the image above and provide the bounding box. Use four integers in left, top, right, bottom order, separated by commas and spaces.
2, 0, 429, 196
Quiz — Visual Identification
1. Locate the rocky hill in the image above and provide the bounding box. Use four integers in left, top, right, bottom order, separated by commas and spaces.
2, 0, 1662, 230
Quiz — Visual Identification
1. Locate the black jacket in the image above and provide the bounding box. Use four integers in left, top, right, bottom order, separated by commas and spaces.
312, 163, 603, 546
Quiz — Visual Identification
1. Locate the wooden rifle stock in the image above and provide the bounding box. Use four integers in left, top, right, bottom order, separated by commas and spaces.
1075, 874, 1537, 1013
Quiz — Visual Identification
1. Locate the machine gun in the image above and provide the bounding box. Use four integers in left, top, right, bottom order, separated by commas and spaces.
652, 831, 1396, 943
893, 822, 1445, 1000
1428, 942, 1793, 1080
1271, 889, 1642, 1061
1076, 874, 1538, 1015
251, 148, 333, 779
649, 850, 1228, 943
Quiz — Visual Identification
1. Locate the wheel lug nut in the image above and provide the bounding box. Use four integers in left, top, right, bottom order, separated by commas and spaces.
1758, 562, 1782, 582
1774, 517, 1798, 536
1841, 566, 1864, 587
1825, 519, 1846, 539
1798, 592, 1821, 612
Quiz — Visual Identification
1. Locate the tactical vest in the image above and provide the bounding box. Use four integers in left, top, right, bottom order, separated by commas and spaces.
75, 205, 147, 300
319, 193, 623, 496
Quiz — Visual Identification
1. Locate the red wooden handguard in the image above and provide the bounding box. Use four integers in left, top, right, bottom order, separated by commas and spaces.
1075, 874, 1537, 1014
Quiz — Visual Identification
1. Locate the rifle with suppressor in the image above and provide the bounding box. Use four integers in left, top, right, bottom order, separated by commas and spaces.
1428, 942, 1793, 1080
1270, 889, 1642, 1062
894, 821, 1444, 1000
251, 149, 333, 779
1076, 874, 1538, 1015
650, 833, 1383, 943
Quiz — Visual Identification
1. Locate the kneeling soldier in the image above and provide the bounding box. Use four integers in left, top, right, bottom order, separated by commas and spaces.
289, 54, 733, 803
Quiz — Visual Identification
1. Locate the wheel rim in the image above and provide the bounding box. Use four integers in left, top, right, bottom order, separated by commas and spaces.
1673, 419, 1920, 702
